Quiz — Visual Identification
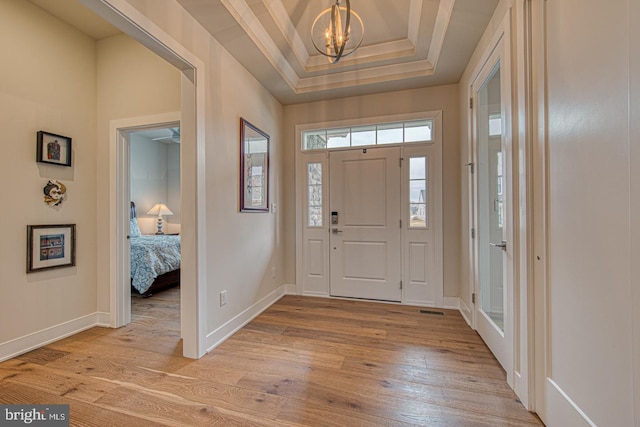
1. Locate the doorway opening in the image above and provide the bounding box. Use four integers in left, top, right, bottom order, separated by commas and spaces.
114, 116, 182, 329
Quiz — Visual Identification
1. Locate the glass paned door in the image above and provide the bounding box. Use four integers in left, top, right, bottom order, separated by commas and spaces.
478, 63, 505, 332
472, 37, 513, 376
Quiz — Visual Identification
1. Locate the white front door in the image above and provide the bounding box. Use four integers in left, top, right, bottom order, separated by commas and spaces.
472, 36, 513, 376
329, 147, 402, 301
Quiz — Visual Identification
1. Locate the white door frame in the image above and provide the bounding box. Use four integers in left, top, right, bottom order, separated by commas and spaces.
111, 113, 181, 328
295, 111, 443, 307
88, 0, 208, 359
469, 11, 517, 386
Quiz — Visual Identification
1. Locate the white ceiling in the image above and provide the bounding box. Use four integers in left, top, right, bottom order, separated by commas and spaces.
131, 127, 181, 144
28, 0, 499, 105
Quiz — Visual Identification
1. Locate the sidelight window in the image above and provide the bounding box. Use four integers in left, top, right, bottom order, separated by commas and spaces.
307, 163, 323, 227
409, 156, 428, 228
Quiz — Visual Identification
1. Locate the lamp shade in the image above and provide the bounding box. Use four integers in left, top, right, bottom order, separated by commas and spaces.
147, 203, 173, 216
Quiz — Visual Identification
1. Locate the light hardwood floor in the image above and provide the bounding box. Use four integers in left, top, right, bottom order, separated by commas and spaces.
0, 288, 543, 426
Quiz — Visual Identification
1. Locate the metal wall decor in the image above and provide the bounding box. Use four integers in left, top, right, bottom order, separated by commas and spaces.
43, 180, 66, 207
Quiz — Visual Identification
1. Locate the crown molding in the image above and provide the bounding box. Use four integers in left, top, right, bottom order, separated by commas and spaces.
221, 0, 300, 88
295, 60, 436, 93
221, 0, 454, 95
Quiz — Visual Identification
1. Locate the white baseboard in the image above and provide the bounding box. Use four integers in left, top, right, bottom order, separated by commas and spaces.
0, 313, 105, 362
96, 312, 111, 327
443, 296, 460, 310
302, 290, 330, 298
283, 284, 297, 295
404, 299, 439, 307
546, 378, 596, 426
459, 298, 472, 326
205, 285, 287, 352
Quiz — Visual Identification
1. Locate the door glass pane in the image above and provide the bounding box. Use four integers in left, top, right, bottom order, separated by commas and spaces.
351, 125, 376, 146
405, 120, 433, 142
308, 163, 323, 227
477, 62, 504, 332
409, 156, 427, 228
303, 130, 327, 150
326, 128, 351, 148
377, 122, 403, 144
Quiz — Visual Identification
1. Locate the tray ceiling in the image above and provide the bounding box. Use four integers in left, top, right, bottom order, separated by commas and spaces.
28, 0, 499, 105
177, 0, 499, 104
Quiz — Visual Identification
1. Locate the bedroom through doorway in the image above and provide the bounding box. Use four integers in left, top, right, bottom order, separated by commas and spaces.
126, 121, 182, 329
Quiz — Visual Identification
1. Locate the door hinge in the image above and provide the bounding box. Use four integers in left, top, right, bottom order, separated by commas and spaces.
400, 280, 403, 290
469, 97, 473, 109
471, 228, 475, 239
472, 293, 476, 304
399, 219, 402, 228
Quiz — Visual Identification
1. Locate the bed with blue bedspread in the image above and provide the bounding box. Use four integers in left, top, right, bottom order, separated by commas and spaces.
130, 202, 181, 297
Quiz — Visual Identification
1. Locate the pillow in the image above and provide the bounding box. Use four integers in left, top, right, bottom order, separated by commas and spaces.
130, 218, 142, 237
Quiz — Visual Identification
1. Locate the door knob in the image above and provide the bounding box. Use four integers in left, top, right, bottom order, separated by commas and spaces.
490, 241, 507, 251
332, 228, 343, 234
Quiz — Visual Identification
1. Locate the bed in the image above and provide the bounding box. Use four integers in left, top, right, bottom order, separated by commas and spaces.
130, 202, 181, 297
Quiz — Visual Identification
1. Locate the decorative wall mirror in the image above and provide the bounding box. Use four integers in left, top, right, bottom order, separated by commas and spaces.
240, 118, 270, 212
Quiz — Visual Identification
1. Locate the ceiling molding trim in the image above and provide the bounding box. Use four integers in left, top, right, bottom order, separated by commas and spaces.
426, 0, 455, 68
260, 0, 310, 69
220, 0, 300, 89
407, 0, 424, 45
305, 39, 417, 71
262, 0, 421, 73
295, 60, 435, 93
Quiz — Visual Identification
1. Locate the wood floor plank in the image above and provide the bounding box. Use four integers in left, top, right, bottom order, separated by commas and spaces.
0, 289, 542, 426
0, 361, 118, 403
0, 383, 166, 427
93, 386, 283, 427
216, 338, 346, 370
237, 370, 538, 426
231, 328, 426, 367
148, 376, 288, 419
47, 340, 192, 373
45, 353, 184, 389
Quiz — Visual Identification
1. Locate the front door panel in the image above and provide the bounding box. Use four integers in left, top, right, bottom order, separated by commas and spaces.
329, 147, 402, 301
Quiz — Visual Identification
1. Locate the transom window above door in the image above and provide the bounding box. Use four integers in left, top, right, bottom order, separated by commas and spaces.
302, 119, 433, 151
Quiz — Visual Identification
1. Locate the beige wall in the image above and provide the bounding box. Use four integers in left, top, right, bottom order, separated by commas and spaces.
542, 0, 635, 424
130, 136, 181, 234
0, 0, 285, 358
0, 0, 98, 343
96, 33, 181, 313
120, 0, 285, 335
631, 1, 640, 423
283, 85, 461, 298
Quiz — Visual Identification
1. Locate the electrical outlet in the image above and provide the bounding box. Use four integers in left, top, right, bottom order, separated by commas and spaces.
220, 290, 227, 306
271, 266, 276, 279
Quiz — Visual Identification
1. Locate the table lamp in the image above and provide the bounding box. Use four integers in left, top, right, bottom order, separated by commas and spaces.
147, 202, 173, 235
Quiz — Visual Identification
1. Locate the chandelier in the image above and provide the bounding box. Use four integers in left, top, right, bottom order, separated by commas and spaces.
311, 0, 364, 64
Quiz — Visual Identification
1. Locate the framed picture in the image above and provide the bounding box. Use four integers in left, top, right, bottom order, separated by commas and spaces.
27, 224, 76, 273
36, 131, 72, 167
240, 118, 270, 212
